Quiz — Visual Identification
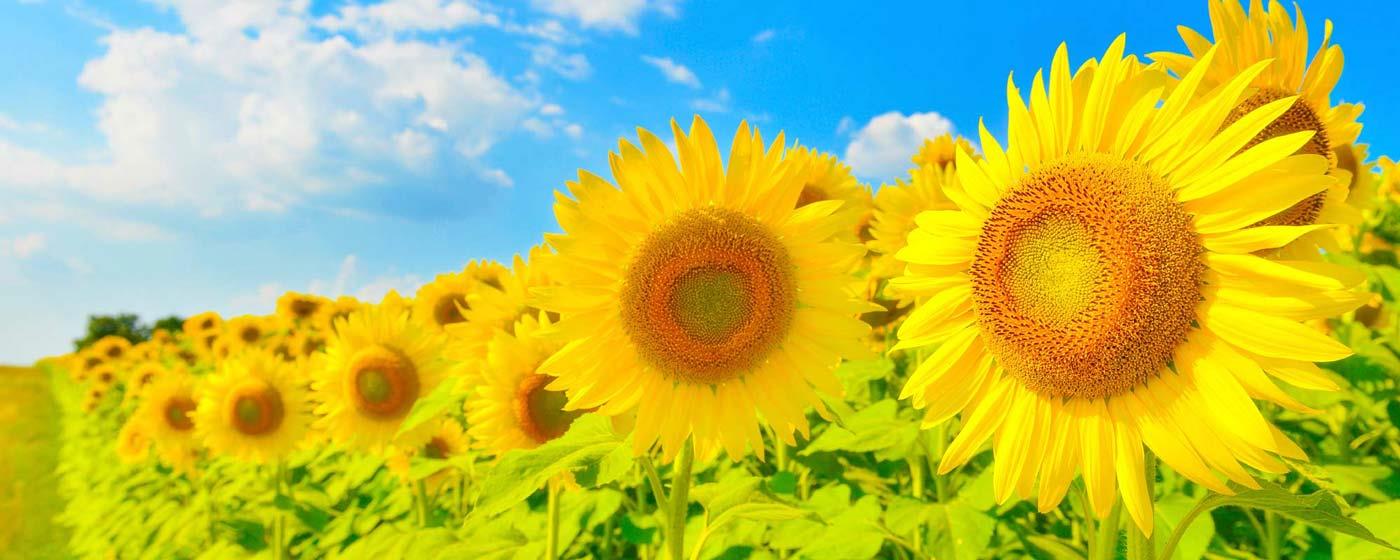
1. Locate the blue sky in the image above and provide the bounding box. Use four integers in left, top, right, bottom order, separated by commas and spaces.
1, 0, 1397, 363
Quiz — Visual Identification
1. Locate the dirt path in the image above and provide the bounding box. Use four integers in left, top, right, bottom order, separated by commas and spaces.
0, 365, 70, 558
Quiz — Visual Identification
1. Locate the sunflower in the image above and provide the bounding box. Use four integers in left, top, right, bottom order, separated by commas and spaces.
1151, 0, 1363, 255
412, 262, 507, 335
89, 363, 119, 390
787, 146, 873, 242
115, 417, 152, 464
183, 311, 223, 337
445, 251, 552, 373
537, 116, 873, 461
74, 350, 105, 382
894, 37, 1366, 536
869, 133, 976, 281
136, 374, 202, 474
319, 296, 363, 334
225, 316, 270, 348
387, 418, 469, 492
195, 349, 310, 464
277, 292, 330, 327
121, 361, 168, 406
911, 133, 977, 169
92, 335, 132, 362
465, 314, 581, 454
311, 302, 450, 451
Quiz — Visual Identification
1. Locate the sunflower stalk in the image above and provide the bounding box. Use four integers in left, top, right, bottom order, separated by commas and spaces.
1127, 451, 1156, 560
666, 438, 695, 560
546, 480, 562, 559
909, 454, 925, 554
1092, 500, 1123, 560
415, 479, 432, 527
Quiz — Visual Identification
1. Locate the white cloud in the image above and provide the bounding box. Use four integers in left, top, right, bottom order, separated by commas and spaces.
394, 128, 437, 168
539, 103, 565, 116
316, 0, 501, 36
844, 111, 955, 179
0, 233, 47, 259
835, 115, 855, 136
0, 1, 536, 215
529, 0, 677, 33
521, 117, 554, 138
478, 167, 514, 187
752, 28, 776, 43
529, 44, 592, 80
14, 202, 174, 242
563, 123, 583, 139
690, 87, 731, 113
64, 257, 94, 276
0, 113, 51, 134
233, 254, 425, 313
641, 55, 700, 88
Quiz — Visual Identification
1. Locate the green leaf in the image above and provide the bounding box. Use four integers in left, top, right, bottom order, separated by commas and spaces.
469, 414, 625, 518
1155, 494, 1213, 560
407, 458, 453, 482
1022, 535, 1084, 560
927, 501, 995, 560
769, 471, 798, 495
1319, 463, 1400, 501
796, 496, 885, 559
220, 519, 267, 552
592, 434, 637, 487
620, 513, 658, 545
1334, 501, 1400, 559
395, 382, 461, 438
1204, 482, 1395, 550
801, 400, 919, 456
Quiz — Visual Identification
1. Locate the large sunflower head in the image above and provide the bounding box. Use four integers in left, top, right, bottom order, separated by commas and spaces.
1151, 0, 1363, 253
310, 301, 449, 452
386, 418, 469, 491
277, 292, 330, 327
135, 373, 202, 475
911, 133, 977, 169
464, 314, 582, 455
894, 36, 1366, 537
787, 146, 873, 242
225, 315, 270, 349
183, 311, 223, 337
445, 250, 556, 371
195, 349, 311, 464
537, 116, 874, 461
116, 417, 152, 464
412, 261, 508, 335
92, 335, 132, 363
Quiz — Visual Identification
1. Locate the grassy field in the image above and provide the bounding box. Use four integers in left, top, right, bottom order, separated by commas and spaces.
0, 365, 70, 558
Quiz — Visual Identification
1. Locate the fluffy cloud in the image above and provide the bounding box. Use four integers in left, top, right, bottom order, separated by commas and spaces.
751, 28, 776, 43
529, 44, 593, 80
0, 233, 47, 259
0, 0, 536, 214
641, 55, 700, 88
316, 0, 501, 36
843, 111, 955, 179
529, 0, 678, 33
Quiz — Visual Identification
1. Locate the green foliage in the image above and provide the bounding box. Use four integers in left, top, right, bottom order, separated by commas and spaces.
71, 313, 185, 351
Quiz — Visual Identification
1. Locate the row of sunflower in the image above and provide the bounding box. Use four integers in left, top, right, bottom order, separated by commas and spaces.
36, 1, 1400, 558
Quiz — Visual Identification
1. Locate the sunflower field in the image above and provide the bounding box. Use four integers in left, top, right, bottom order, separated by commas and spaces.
22, 1, 1400, 558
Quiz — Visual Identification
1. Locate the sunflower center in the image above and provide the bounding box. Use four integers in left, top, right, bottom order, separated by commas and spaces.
432, 293, 468, 327
619, 207, 797, 384
347, 345, 419, 419
291, 300, 320, 320
970, 154, 1203, 399
106, 346, 123, 359
163, 396, 197, 431
515, 373, 583, 444
84, 356, 102, 369
240, 326, 261, 344
1225, 87, 1332, 227
424, 437, 450, 459
227, 380, 286, 436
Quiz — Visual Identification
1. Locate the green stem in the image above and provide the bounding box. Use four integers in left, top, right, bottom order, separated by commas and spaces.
1128, 452, 1157, 560
1071, 484, 1095, 552
775, 434, 789, 472
1158, 495, 1213, 560
1264, 511, 1282, 560
272, 462, 286, 560
909, 456, 925, 554
547, 481, 562, 559
1092, 500, 1123, 560
667, 439, 695, 560
206, 478, 217, 545
639, 455, 670, 513
415, 479, 432, 527
930, 423, 948, 502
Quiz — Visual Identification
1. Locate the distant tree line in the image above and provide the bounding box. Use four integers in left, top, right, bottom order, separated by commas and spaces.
73, 314, 185, 352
